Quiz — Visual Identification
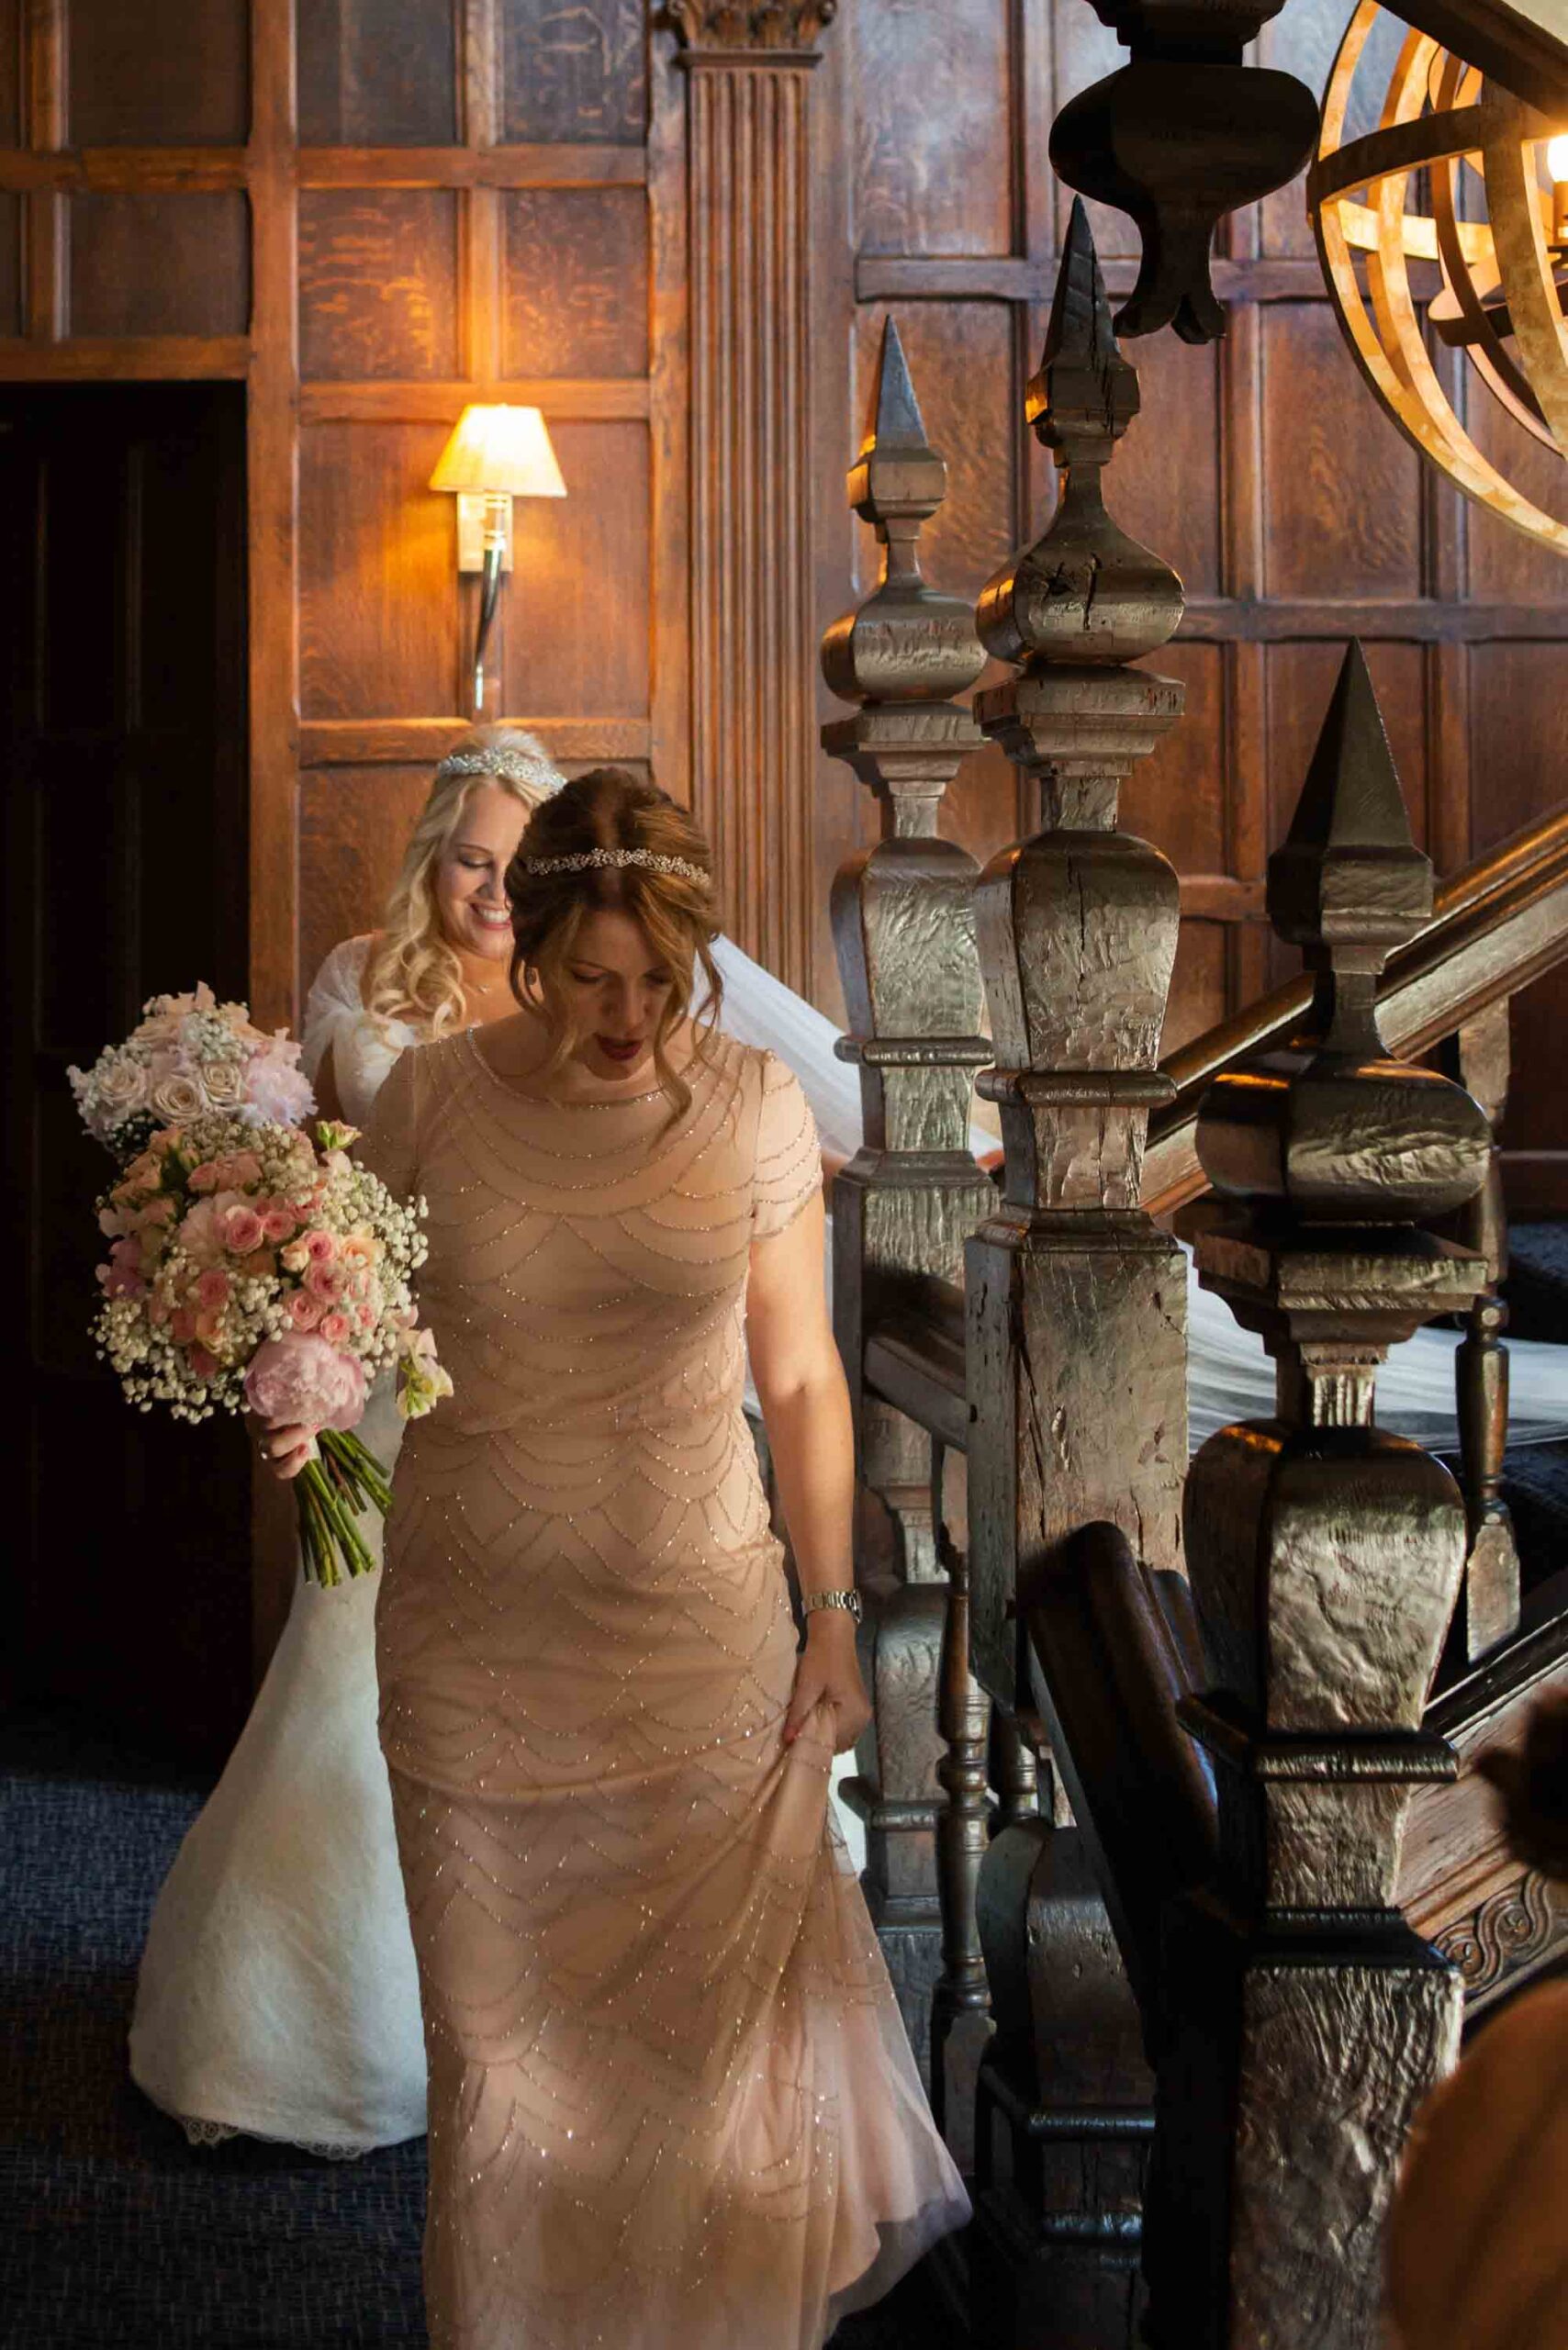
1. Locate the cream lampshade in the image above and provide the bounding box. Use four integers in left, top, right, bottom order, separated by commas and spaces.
430, 405, 566, 712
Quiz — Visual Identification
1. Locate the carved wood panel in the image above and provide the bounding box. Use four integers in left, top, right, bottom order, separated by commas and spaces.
69, 193, 252, 340
298, 191, 462, 380
297, 0, 461, 146
502, 186, 649, 376
67, 0, 251, 146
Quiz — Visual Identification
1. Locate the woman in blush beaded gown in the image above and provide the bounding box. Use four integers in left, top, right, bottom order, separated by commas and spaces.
129, 729, 881, 2164
263, 767, 970, 2348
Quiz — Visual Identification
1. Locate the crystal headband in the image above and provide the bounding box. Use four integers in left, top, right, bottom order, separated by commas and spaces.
435, 745, 566, 793
521, 847, 709, 885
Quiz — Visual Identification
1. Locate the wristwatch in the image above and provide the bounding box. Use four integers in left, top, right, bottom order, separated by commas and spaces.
802, 1588, 863, 1624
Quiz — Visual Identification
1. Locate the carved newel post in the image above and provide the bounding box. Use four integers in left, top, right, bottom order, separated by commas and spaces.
1168, 645, 1495, 2349
820, 319, 996, 2091
967, 200, 1189, 1718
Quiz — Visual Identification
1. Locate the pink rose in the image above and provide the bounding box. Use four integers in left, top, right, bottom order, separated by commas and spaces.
196, 1269, 230, 1312
99, 1206, 132, 1238
318, 1312, 350, 1344
171, 1306, 198, 1344
188, 1162, 220, 1195
140, 1195, 177, 1227
221, 1205, 264, 1256
305, 1261, 344, 1304
188, 1343, 219, 1380
286, 1289, 324, 1331
305, 1230, 336, 1265
262, 1206, 296, 1243
279, 1238, 310, 1273
244, 1333, 366, 1433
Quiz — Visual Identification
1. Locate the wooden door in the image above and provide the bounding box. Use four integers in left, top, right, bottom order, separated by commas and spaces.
1, 384, 252, 1766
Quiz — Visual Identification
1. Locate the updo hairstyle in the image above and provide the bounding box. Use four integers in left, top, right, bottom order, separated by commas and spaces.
507, 767, 723, 1116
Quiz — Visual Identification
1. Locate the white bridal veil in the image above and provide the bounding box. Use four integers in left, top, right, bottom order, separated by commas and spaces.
708, 934, 1568, 1456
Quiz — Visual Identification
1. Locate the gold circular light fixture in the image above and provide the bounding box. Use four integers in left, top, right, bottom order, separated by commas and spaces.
1308, 3, 1568, 554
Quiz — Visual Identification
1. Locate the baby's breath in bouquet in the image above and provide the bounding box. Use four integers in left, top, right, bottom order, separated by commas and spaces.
82, 997, 452, 1585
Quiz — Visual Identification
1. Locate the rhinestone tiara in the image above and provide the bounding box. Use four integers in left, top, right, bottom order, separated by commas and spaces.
434, 744, 566, 793
521, 846, 709, 885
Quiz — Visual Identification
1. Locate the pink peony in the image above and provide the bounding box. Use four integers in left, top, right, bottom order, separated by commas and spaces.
244, 1333, 366, 1433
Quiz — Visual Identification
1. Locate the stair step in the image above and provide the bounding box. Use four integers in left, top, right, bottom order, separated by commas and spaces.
1503, 1220, 1568, 1344
1502, 1441, 1568, 1590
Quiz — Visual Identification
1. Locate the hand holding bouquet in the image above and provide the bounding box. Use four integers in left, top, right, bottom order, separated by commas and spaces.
85, 1016, 452, 1583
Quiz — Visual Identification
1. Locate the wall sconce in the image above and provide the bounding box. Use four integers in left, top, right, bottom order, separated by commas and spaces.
429, 404, 566, 714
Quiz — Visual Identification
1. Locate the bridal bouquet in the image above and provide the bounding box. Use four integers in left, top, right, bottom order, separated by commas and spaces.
69, 984, 315, 1166
81, 997, 453, 1586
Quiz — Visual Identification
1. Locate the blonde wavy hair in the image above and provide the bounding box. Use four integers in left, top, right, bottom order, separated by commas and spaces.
364, 728, 565, 1038
508, 768, 723, 1121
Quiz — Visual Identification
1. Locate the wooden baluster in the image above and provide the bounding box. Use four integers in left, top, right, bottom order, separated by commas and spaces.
930, 1442, 992, 2141
1171, 643, 1495, 2349
1439, 1003, 1520, 1658
991, 1706, 1041, 1831
819, 317, 996, 2112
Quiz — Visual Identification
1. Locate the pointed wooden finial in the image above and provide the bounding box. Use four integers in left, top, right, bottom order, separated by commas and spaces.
977, 205, 1181, 675
848, 315, 947, 530
1267, 642, 1431, 962
1027, 198, 1139, 459
823, 321, 985, 713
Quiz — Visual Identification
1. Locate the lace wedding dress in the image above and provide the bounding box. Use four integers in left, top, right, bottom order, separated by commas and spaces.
129, 930, 1568, 2162
364, 1030, 968, 2348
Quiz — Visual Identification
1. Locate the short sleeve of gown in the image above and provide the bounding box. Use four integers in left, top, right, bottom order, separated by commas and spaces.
359, 1038, 423, 1203
751, 1054, 822, 1240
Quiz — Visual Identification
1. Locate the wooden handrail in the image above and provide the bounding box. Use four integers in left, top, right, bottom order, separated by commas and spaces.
1143, 806, 1568, 1217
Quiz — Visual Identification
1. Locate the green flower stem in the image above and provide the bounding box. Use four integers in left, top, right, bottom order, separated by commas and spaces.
295, 1448, 381, 1586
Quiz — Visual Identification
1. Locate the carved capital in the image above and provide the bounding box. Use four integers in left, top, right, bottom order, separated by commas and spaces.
666, 0, 835, 54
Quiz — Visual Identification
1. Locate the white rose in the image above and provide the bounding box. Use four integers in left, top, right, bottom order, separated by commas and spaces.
95, 1057, 150, 1118
151, 1072, 206, 1124
200, 1059, 247, 1108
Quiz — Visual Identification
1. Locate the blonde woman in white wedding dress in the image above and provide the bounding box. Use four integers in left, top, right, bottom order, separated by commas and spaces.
129, 731, 1568, 2162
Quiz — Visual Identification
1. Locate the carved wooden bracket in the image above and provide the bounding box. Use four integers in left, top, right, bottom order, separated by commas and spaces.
1049, 0, 1318, 342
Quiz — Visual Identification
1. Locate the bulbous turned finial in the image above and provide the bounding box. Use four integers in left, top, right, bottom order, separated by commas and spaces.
1198, 643, 1491, 1225
821, 317, 986, 706
977, 201, 1183, 671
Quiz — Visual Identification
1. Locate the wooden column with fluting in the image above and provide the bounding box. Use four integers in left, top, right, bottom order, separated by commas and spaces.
1168, 643, 1495, 2350
670, 1, 833, 995
819, 316, 995, 2108
966, 201, 1190, 1718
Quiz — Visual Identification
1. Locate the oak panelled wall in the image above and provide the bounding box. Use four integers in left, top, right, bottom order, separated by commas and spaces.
1, 0, 1564, 1200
